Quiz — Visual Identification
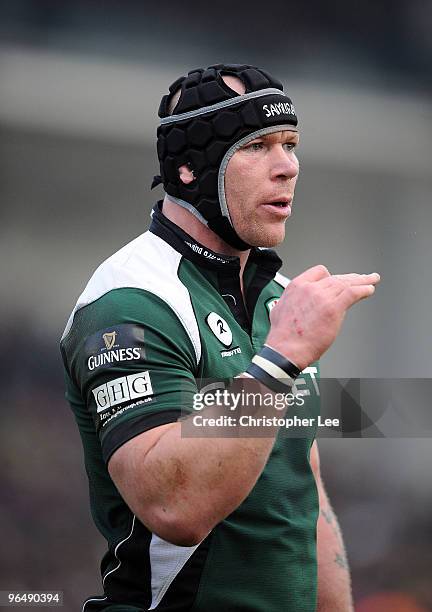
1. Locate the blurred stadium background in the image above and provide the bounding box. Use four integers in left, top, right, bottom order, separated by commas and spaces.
1, 1, 431, 609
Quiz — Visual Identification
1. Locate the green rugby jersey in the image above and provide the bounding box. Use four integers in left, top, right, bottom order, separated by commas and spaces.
61, 202, 320, 611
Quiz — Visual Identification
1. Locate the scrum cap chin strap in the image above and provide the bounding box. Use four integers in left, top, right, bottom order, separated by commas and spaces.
155, 64, 298, 250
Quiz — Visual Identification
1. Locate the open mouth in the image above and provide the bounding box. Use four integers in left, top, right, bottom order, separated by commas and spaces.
261, 201, 292, 217
263, 201, 291, 209
263, 197, 292, 206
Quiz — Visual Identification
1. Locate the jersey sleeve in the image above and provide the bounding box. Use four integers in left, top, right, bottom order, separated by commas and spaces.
61, 287, 199, 463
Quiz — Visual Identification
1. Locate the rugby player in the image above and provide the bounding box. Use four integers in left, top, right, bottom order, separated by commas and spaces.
61, 64, 380, 611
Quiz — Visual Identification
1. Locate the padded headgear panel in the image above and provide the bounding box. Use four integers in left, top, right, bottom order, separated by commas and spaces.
156, 64, 298, 250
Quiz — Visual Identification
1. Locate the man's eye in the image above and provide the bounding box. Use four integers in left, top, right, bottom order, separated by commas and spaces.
246, 142, 263, 151
283, 143, 297, 151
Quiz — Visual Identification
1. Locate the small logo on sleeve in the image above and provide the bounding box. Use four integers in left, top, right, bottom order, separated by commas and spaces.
102, 331, 117, 350
85, 324, 145, 371
92, 371, 153, 413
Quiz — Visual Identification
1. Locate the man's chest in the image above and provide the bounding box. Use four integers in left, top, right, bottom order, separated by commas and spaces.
185, 272, 283, 379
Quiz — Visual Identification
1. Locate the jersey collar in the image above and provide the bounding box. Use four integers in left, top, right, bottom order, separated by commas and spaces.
149, 201, 282, 276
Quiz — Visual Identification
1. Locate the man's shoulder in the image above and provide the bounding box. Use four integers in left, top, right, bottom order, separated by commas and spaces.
62, 231, 174, 329
86, 229, 182, 296
61, 230, 201, 363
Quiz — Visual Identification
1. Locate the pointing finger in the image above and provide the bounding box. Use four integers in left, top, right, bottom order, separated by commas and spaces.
337, 283, 376, 309
318, 273, 381, 293
333, 272, 381, 286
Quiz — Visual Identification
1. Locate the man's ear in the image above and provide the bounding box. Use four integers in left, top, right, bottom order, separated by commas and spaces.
178, 164, 195, 185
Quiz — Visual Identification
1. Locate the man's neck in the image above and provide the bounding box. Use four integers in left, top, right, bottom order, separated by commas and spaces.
161, 196, 251, 293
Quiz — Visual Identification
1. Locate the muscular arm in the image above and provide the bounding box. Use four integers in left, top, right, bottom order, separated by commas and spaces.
310, 441, 354, 612
108, 389, 277, 546
108, 267, 378, 547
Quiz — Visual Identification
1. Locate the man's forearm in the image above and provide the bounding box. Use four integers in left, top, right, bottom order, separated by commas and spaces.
316, 484, 354, 612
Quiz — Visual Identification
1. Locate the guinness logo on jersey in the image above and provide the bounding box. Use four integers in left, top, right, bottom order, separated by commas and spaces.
85, 324, 146, 371
103, 331, 117, 350
88, 347, 142, 371
206, 312, 232, 347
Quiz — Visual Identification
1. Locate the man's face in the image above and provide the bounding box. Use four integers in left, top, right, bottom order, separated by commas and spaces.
224, 130, 300, 248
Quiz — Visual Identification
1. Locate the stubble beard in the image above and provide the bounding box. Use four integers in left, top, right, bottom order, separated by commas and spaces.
232, 207, 287, 248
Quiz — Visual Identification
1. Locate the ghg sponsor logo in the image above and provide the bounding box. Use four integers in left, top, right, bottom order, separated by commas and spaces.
92, 371, 153, 413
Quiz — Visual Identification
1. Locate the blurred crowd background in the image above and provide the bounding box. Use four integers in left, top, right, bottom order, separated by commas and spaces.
1, 1, 431, 610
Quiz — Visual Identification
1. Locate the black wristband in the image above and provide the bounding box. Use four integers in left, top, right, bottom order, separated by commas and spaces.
246, 363, 294, 394
259, 345, 301, 379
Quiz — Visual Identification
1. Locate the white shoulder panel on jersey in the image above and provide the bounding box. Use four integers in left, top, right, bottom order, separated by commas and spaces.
274, 271, 290, 289
61, 231, 201, 365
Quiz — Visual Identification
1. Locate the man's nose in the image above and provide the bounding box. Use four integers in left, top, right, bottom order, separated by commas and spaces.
269, 146, 299, 180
